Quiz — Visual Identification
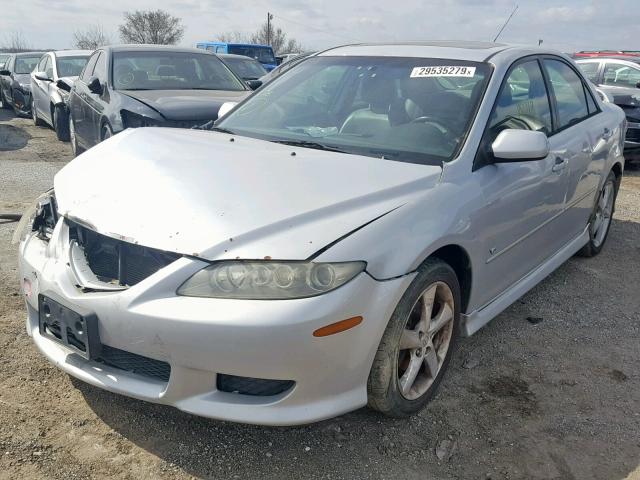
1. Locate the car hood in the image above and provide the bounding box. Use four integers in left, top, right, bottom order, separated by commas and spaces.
54, 128, 441, 261
120, 89, 250, 121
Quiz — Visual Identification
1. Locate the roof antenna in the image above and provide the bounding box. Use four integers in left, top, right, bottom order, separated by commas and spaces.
493, 4, 519, 43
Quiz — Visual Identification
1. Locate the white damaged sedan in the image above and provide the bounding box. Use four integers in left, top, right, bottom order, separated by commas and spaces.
17, 42, 625, 425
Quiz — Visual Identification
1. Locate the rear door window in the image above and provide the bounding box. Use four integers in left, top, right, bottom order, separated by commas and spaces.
543, 59, 590, 130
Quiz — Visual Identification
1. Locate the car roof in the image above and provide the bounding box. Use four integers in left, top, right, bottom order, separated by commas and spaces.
319, 41, 509, 61
217, 53, 261, 61
576, 56, 640, 64
52, 49, 93, 58
14, 51, 45, 57
103, 44, 214, 55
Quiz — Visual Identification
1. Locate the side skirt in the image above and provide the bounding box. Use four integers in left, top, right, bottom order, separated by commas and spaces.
461, 226, 590, 337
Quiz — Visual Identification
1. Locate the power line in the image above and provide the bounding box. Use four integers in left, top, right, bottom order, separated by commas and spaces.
271, 13, 363, 44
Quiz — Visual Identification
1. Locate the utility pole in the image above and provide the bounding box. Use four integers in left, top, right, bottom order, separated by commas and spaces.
267, 12, 274, 46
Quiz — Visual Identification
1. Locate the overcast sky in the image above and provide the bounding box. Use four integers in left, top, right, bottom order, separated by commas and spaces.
4, 0, 639, 53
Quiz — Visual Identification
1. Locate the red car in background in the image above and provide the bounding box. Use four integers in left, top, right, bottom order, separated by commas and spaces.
573, 50, 640, 58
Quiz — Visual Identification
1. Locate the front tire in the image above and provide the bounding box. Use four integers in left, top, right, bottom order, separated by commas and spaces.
69, 115, 83, 157
367, 258, 461, 417
32, 101, 45, 126
578, 171, 618, 257
0, 90, 10, 109
101, 123, 113, 141
53, 105, 70, 141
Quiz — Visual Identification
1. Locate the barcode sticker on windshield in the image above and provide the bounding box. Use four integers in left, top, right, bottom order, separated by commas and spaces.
410, 66, 476, 78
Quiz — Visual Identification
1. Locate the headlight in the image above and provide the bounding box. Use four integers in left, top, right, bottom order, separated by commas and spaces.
12, 190, 57, 245
177, 261, 366, 299
121, 110, 159, 128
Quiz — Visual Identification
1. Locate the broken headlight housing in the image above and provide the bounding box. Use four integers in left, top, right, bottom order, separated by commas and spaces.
177, 261, 366, 299
12, 190, 58, 245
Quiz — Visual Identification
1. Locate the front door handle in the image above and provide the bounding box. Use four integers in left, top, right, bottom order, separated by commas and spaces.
552, 157, 568, 173
602, 128, 613, 140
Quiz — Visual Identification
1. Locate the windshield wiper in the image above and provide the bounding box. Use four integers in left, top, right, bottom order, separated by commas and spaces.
270, 140, 348, 153
210, 126, 235, 134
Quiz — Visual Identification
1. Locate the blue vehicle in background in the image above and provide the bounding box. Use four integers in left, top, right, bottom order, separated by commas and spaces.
196, 42, 278, 71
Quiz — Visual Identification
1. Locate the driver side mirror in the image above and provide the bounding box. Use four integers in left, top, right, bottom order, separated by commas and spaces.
87, 76, 103, 94
491, 129, 550, 162
34, 71, 52, 82
0, 69, 10, 76
217, 101, 238, 119
636, 80, 640, 89
246, 79, 262, 90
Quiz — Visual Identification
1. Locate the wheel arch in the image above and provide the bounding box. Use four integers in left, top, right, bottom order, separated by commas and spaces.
422, 244, 473, 314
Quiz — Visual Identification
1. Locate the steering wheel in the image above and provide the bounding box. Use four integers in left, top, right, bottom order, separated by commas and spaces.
410, 116, 456, 134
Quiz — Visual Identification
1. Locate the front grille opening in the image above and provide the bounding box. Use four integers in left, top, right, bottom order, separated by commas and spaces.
217, 374, 295, 396
68, 221, 181, 287
96, 345, 171, 382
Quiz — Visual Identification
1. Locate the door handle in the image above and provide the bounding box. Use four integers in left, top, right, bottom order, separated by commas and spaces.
602, 128, 613, 140
552, 157, 568, 173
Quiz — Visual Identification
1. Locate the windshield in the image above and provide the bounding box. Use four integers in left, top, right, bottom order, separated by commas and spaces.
112, 51, 246, 91
223, 56, 267, 79
15, 56, 41, 74
218, 56, 491, 165
227, 46, 276, 65
56, 56, 90, 77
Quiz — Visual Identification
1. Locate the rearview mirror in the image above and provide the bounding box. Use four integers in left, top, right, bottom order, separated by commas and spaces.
0, 69, 10, 76
491, 129, 550, 162
34, 71, 52, 82
217, 101, 238, 119
87, 76, 103, 94
246, 79, 262, 90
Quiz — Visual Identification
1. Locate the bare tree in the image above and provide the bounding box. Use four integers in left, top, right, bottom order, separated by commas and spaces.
3, 31, 30, 52
216, 31, 247, 43
119, 10, 184, 45
249, 21, 303, 54
73, 24, 112, 50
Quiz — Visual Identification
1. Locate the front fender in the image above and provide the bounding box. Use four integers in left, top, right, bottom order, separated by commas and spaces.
315, 180, 485, 282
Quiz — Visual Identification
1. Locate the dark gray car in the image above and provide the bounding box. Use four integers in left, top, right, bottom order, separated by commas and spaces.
576, 56, 640, 161
67, 45, 251, 156
0, 52, 45, 115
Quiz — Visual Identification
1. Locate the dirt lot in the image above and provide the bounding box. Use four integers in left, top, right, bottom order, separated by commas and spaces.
0, 107, 639, 480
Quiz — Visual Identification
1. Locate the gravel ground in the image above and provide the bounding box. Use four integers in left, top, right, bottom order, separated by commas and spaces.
0, 107, 639, 480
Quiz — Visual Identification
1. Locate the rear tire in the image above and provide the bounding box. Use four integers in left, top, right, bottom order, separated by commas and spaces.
53, 105, 70, 141
578, 170, 618, 257
367, 258, 461, 417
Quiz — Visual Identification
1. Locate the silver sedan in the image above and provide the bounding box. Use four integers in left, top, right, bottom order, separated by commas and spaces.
17, 41, 626, 425
30, 50, 91, 141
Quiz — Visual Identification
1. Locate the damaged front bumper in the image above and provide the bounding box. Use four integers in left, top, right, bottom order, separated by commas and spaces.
18, 215, 412, 425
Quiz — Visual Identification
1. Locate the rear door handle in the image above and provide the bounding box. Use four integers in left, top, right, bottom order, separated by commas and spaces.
602, 128, 613, 140
552, 157, 568, 173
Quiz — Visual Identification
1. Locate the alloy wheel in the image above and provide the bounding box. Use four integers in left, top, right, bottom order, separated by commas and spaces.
397, 281, 455, 400
591, 178, 615, 248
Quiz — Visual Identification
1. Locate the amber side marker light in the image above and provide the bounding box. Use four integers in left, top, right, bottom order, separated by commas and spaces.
313, 316, 363, 337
